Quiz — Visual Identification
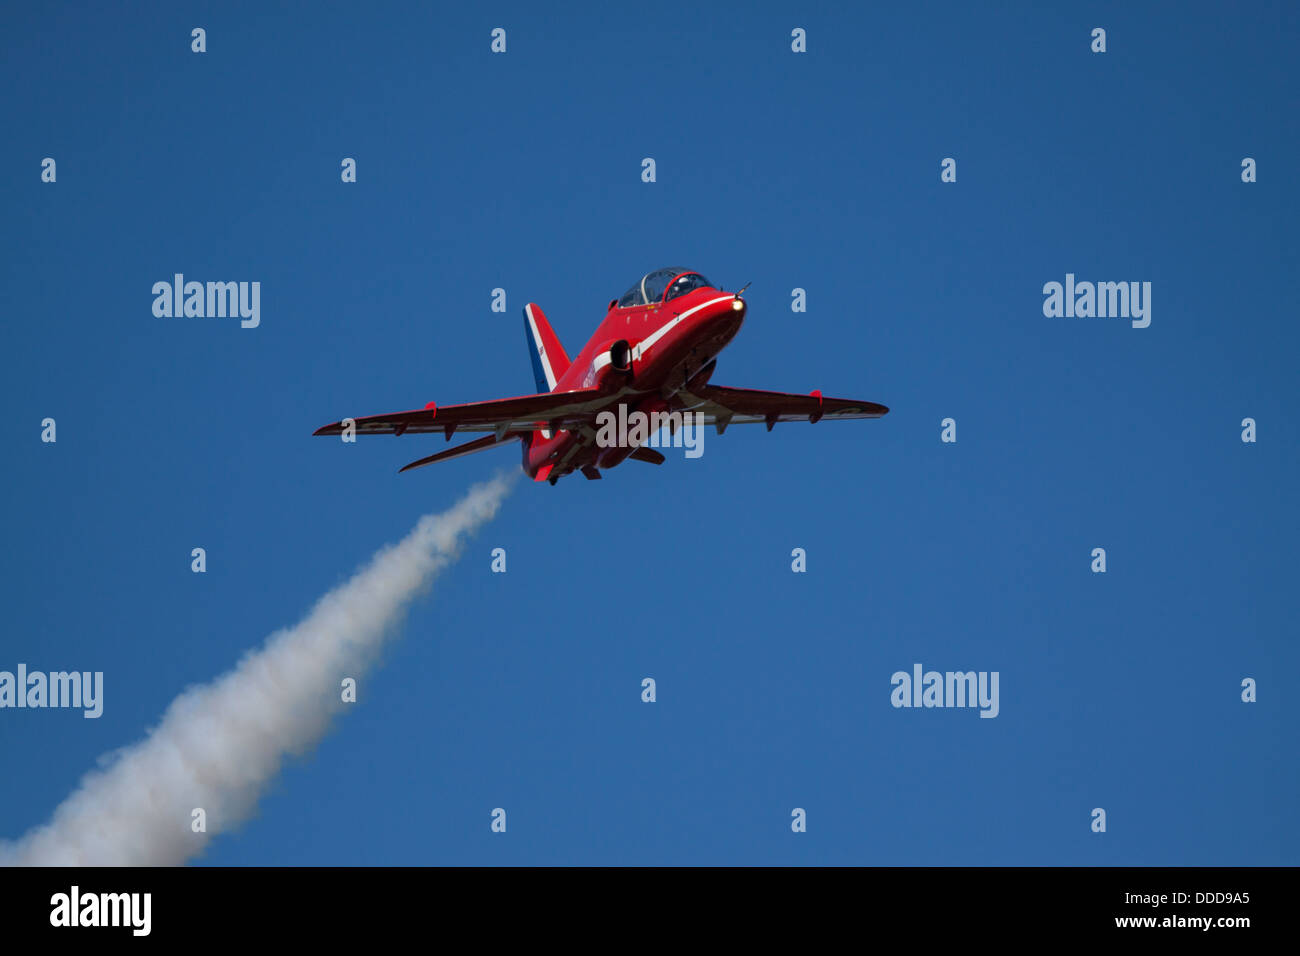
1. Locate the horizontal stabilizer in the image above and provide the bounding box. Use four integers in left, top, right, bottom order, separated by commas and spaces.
398, 433, 516, 473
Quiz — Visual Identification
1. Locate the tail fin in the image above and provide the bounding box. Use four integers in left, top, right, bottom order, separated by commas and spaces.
523, 303, 571, 392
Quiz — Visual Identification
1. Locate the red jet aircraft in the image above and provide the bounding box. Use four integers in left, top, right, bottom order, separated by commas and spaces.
314, 268, 889, 483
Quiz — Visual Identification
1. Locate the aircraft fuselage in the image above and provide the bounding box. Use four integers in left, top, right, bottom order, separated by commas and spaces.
522, 288, 745, 478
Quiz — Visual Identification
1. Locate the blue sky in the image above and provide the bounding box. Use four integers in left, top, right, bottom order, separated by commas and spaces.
2, 1, 1296, 864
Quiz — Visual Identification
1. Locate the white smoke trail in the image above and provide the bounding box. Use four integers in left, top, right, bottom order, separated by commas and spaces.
1, 473, 514, 866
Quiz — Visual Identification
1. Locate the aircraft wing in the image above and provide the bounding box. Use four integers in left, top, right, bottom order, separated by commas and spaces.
675, 384, 888, 431
313, 388, 611, 439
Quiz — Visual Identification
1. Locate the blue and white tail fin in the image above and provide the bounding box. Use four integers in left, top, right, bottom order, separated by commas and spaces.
523, 303, 571, 392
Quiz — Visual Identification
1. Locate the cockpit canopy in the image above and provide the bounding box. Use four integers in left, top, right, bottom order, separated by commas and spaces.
617, 268, 714, 308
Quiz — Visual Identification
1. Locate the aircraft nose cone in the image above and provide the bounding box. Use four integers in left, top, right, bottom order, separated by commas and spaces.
710, 294, 745, 343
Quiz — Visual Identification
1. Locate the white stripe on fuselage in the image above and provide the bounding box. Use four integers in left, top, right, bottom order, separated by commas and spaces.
591, 294, 735, 373
635, 294, 734, 359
